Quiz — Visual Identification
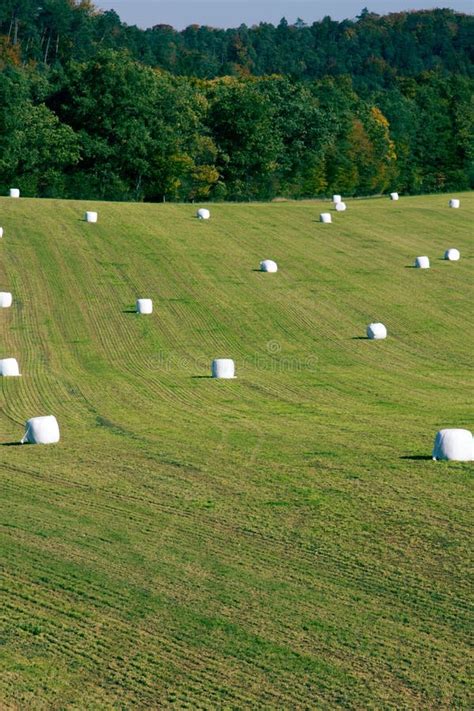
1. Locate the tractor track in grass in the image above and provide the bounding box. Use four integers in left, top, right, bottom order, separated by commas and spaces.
0, 576, 437, 708
0, 564, 465, 708
0, 584, 343, 707
2, 458, 471, 627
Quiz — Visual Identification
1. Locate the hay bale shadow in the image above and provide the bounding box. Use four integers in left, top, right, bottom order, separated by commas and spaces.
400, 455, 432, 460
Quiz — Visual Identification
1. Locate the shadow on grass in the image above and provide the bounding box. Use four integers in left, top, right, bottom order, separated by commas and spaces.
400, 455, 432, 461
404, 265, 417, 269
351, 336, 368, 340
191, 375, 213, 379
1, 441, 22, 447
122, 309, 137, 314
252, 269, 263, 272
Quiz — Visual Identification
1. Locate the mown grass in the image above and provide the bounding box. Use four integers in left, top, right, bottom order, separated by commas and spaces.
0, 194, 472, 708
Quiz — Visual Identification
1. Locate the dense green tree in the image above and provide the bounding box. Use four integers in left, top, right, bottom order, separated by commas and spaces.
50, 51, 217, 201
257, 77, 332, 197
0, 65, 79, 196
206, 77, 283, 200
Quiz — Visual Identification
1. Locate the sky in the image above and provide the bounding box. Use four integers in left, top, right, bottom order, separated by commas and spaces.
93, 0, 472, 30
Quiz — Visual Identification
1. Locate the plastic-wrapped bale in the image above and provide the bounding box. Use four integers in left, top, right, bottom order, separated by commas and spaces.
444, 248, 460, 261
367, 322, 387, 340
260, 259, 278, 273
332, 194, 342, 204
211, 359, 235, 379
197, 208, 210, 220
320, 213, 332, 224
0, 292, 12, 308
9, 188, 20, 198
0, 227, 3, 238
390, 192, 399, 201
415, 256, 430, 269
335, 202, 347, 212
21, 415, 60, 445
85, 211, 98, 223
0, 358, 20, 376
432, 429, 473, 461
449, 199, 460, 208
136, 298, 153, 314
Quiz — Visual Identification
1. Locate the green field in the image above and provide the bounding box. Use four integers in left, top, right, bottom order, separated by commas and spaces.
0, 194, 472, 708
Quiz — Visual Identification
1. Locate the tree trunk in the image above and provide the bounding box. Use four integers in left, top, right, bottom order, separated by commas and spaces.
135, 174, 142, 200
13, 18, 19, 45
44, 32, 51, 64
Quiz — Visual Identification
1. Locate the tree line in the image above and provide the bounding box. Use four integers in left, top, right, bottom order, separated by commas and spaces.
1, 4, 472, 85
0, 2, 472, 202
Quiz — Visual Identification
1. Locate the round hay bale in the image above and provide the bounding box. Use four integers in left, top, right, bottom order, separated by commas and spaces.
0, 227, 3, 238
197, 208, 210, 220
335, 202, 347, 212
415, 256, 430, 269
320, 213, 332, 224
85, 211, 98, 223
211, 358, 235, 379
367, 323, 387, 340
432, 428, 473, 461
332, 194, 342, 204
0, 358, 20, 376
390, 192, 399, 201
449, 199, 460, 208
9, 188, 20, 198
260, 259, 278, 273
136, 298, 153, 314
0, 292, 12, 308
21, 415, 60, 445
444, 248, 460, 261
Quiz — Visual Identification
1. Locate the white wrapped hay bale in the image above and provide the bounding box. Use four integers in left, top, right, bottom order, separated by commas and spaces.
0, 292, 12, 308
136, 298, 153, 314
444, 248, 460, 261
335, 202, 347, 212
85, 211, 98, 223
0, 227, 3, 238
197, 208, 210, 220
367, 323, 387, 340
432, 428, 473, 461
390, 192, 399, 201
0, 358, 20, 376
260, 259, 278, 273
21, 415, 60, 445
320, 213, 332, 224
9, 188, 20, 198
415, 256, 430, 269
449, 199, 460, 208
332, 194, 342, 204
211, 358, 235, 379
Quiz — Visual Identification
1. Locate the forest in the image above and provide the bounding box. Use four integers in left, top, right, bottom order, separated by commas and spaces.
0, 1, 472, 202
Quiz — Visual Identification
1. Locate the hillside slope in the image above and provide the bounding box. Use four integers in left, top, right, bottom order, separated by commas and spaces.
0, 194, 473, 708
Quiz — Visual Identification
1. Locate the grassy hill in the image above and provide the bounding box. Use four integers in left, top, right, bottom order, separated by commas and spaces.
0, 194, 472, 708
